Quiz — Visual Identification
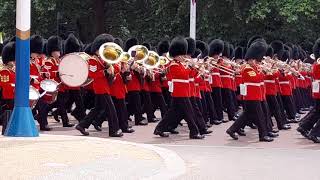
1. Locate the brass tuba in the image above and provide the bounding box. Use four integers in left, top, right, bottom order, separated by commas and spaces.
128, 45, 149, 63
143, 51, 160, 69
159, 56, 170, 66
99, 42, 124, 64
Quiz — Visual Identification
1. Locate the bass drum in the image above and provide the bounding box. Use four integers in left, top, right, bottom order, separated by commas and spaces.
58, 52, 92, 87
29, 86, 40, 109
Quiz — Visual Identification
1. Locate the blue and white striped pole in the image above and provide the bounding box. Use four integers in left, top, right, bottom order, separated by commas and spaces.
4, 0, 39, 137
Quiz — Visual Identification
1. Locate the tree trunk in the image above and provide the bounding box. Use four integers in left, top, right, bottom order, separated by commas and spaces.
94, 0, 106, 36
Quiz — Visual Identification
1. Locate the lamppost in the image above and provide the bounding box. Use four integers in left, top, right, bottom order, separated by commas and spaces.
4, 0, 38, 137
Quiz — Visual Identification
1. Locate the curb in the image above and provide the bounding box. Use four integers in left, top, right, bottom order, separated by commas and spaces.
21, 134, 187, 179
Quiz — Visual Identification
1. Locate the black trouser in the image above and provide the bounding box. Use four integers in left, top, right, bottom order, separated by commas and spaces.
155, 97, 199, 136
68, 90, 86, 121
211, 87, 224, 121
141, 90, 154, 121
221, 88, 236, 120
55, 92, 71, 126
112, 97, 129, 131
78, 94, 119, 135
200, 91, 209, 123
231, 90, 239, 111
261, 100, 273, 132
82, 89, 95, 110
299, 100, 320, 132
127, 91, 143, 123
162, 87, 171, 108
190, 97, 207, 133
281, 95, 296, 119
266, 95, 287, 128
34, 98, 49, 128
150, 92, 168, 119
228, 100, 268, 139
205, 91, 218, 123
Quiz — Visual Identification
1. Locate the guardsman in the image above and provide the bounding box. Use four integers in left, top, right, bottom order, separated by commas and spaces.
30, 35, 51, 131
298, 38, 320, 143
63, 34, 86, 122
45, 35, 74, 127
125, 38, 147, 125
226, 40, 273, 142
154, 36, 204, 139
209, 39, 224, 123
76, 33, 123, 137
220, 42, 236, 122
0, 42, 16, 127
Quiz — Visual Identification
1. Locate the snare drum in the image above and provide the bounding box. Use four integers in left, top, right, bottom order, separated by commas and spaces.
29, 86, 40, 109
58, 52, 92, 87
40, 79, 59, 104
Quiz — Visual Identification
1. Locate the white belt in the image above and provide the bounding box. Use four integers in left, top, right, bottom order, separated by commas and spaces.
211, 73, 220, 76
279, 81, 290, 85
189, 78, 195, 82
244, 83, 261, 87
260, 82, 264, 85
11, 84, 15, 87
30, 75, 39, 79
172, 79, 189, 83
314, 80, 320, 83
195, 83, 199, 86
205, 78, 210, 82
236, 75, 242, 78
264, 80, 275, 83
220, 75, 233, 79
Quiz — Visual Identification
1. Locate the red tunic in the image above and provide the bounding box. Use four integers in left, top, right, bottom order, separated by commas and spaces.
88, 57, 110, 95
279, 72, 293, 96
126, 70, 141, 92
241, 64, 264, 101
210, 67, 222, 88
264, 71, 279, 96
0, 68, 15, 99
169, 60, 190, 97
150, 73, 162, 93
110, 64, 127, 99
312, 63, 320, 99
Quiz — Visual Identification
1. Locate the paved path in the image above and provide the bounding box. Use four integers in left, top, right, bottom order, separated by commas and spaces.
0, 135, 185, 180
1, 111, 320, 180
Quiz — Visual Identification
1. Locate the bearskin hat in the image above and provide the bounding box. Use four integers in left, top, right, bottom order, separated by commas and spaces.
270, 40, 284, 57
142, 42, 151, 50
196, 40, 208, 58
192, 48, 202, 58
185, 37, 196, 56
83, 43, 93, 55
157, 40, 170, 55
47, 36, 62, 56
64, 33, 81, 54
247, 35, 264, 48
244, 41, 268, 62
279, 50, 290, 62
292, 45, 300, 60
234, 47, 244, 59
124, 37, 138, 52
91, 33, 114, 54
114, 38, 123, 48
2, 41, 16, 64
169, 36, 188, 58
266, 46, 274, 57
222, 42, 230, 57
42, 39, 48, 55
0, 43, 3, 55
313, 38, 320, 60
30, 35, 44, 54
229, 44, 235, 58
209, 39, 224, 57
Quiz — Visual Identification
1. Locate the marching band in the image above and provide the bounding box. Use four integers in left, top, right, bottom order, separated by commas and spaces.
1, 33, 320, 143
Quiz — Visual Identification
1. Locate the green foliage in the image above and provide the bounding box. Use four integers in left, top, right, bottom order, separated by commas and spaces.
0, 0, 319, 50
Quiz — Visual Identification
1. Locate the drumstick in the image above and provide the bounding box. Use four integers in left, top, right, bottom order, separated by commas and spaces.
59, 73, 74, 77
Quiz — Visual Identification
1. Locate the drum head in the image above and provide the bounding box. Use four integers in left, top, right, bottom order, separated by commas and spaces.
29, 86, 40, 100
40, 79, 59, 93
58, 53, 89, 87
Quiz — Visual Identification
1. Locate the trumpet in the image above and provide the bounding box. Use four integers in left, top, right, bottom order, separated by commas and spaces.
99, 42, 124, 64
